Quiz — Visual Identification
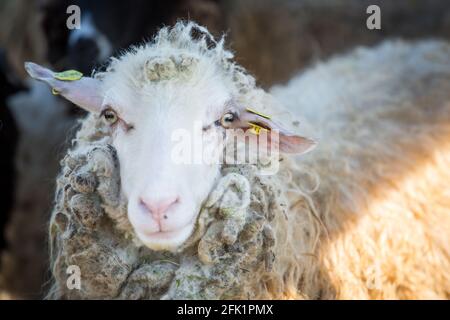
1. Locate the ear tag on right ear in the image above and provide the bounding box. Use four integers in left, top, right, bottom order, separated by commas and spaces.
53, 70, 83, 81
247, 122, 268, 135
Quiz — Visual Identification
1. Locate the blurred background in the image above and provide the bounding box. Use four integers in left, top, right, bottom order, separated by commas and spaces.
0, 0, 449, 299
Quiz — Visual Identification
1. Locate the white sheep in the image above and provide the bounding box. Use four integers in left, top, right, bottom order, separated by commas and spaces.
25, 22, 450, 299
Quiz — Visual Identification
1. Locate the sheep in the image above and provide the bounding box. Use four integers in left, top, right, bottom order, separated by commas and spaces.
1, 0, 222, 299
24, 22, 450, 299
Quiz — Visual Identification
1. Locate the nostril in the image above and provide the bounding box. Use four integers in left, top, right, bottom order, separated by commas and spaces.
139, 196, 180, 220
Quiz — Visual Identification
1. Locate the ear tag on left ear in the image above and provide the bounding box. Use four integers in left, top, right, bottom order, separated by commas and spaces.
53, 70, 83, 81
248, 122, 269, 135
246, 107, 271, 119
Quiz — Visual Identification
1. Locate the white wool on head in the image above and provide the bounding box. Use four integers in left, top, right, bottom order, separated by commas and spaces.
95, 22, 296, 129
96, 22, 255, 96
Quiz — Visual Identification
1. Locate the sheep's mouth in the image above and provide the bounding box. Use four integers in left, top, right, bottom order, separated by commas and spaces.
142, 228, 186, 239
140, 217, 195, 238
134, 216, 197, 250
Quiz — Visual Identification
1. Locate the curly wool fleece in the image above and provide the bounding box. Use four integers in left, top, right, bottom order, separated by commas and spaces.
48, 116, 284, 300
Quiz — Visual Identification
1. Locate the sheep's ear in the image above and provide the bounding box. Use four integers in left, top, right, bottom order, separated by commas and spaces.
233, 108, 317, 154
24, 62, 103, 113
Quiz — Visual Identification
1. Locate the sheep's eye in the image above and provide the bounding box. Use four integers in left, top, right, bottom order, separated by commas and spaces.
219, 112, 236, 128
102, 109, 118, 124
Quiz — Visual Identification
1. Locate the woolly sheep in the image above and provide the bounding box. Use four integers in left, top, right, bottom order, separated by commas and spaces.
25, 22, 450, 299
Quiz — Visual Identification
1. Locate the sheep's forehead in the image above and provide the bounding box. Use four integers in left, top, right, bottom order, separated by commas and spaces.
143, 53, 199, 82
104, 50, 218, 86
102, 64, 231, 125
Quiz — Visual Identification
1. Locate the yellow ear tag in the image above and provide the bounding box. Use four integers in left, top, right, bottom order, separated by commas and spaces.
247, 122, 268, 135
246, 107, 271, 119
53, 70, 83, 81
52, 88, 59, 95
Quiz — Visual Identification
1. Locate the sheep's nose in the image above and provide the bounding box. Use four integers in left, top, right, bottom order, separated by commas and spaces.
139, 196, 179, 221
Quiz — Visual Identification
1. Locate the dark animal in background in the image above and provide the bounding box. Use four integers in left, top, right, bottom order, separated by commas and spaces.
42, 0, 223, 74
0, 50, 23, 255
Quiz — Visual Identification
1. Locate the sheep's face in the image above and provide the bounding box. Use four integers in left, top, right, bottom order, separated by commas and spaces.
101, 65, 233, 250
25, 56, 315, 251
